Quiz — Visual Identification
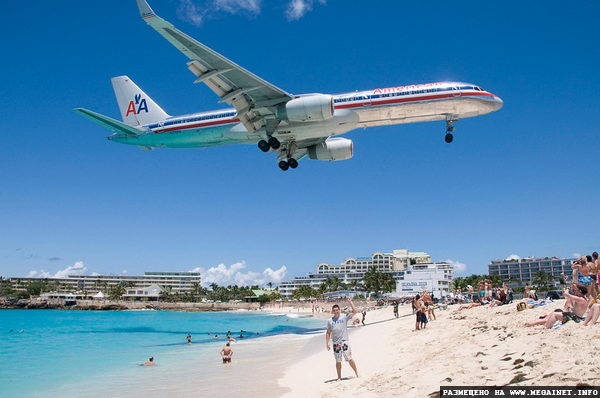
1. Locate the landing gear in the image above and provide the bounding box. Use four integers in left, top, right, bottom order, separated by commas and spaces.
257, 140, 270, 152
268, 136, 281, 150
278, 158, 298, 171
257, 136, 281, 152
278, 160, 290, 171
445, 119, 457, 144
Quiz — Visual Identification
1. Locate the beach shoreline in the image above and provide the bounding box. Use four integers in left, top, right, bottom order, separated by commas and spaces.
7, 298, 600, 397
277, 299, 600, 397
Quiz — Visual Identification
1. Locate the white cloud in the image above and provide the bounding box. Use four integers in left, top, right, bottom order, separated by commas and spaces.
445, 259, 467, 275
214, 0, 261, 14
286, 0, 326, 20
190, 261, 287, 287
178, 0, 261, 26
178, 0, 205, 26
505, 254, 521, 261
27, 261, 88, 279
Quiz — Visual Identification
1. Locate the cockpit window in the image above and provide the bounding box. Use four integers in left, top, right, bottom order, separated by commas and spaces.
474, 86, 483, 91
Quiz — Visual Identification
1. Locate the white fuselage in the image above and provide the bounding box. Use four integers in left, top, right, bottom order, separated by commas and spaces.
109, 81, 502, 148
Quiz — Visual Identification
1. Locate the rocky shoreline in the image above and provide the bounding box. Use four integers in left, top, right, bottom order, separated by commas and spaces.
0, 298, 263, 312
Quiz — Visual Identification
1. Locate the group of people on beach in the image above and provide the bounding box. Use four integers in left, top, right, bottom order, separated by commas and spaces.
446, 252, 600, 330
411, 290, 436, 330
526, 252, 600, 329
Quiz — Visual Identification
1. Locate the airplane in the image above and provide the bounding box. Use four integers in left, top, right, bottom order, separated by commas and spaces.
74, 0, 503, 171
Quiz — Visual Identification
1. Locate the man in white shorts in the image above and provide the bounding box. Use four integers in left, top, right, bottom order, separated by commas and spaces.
325, 297, 359, 381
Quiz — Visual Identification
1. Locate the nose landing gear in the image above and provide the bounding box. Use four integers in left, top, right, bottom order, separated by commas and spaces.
445, 119, 457, 143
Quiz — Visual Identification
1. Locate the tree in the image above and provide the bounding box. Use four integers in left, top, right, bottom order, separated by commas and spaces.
293, 285, 317, 300
108, 285, 126, 300
25, 280, 48, 297
348, 279, 363, 292
488, 275, 503, 288
362, 266, 396, 295
319, 276, 342, 293
532, 271, 552, 292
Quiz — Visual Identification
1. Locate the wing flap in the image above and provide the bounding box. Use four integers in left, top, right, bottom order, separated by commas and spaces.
74, 108, 146, 137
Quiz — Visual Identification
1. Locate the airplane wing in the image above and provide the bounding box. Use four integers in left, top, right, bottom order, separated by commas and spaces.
135, 0, 293, 135
74, 108, 146, 137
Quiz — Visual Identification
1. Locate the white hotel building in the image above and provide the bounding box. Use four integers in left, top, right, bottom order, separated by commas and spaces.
278, 249, 454, 299
9, 272, 201, 294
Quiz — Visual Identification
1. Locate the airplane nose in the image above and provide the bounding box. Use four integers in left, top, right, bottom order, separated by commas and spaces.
492, 95, 504, 111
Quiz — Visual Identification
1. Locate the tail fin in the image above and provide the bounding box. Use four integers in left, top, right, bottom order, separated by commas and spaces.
111, 76, 170, 126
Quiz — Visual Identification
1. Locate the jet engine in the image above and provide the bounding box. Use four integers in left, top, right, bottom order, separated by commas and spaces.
307, 137, 353, 161
278, 94, 334, 122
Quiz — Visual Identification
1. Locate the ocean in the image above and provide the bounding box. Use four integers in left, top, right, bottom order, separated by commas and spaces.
0, 309, 325, 397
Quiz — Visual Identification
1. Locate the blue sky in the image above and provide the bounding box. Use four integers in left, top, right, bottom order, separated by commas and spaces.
1, 1, 598, 285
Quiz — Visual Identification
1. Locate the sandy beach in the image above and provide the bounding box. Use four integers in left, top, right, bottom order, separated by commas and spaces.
276, 299, 600, 397
30, 300, 599, 397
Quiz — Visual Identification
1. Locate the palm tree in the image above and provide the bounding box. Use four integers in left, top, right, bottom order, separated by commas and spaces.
533, 271, 552, 292
293, 285, 317, 300
488, 275, 503, 288
348, 279, 363, 292
108, 285, 126, 300
363, 266, 396, 296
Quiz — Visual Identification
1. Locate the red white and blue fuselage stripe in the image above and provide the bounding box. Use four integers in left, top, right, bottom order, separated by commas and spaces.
143, 82, 498, 135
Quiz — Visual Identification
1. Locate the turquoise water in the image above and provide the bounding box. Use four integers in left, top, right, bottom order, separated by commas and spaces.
0, 309, 324, 397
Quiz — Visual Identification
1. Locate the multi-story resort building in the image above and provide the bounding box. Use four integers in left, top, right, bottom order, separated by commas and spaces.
278, 249, 454, 299
7, 271, 201, 294
488, 256, 575, 286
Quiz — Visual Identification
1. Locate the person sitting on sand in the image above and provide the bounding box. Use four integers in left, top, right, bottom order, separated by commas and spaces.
220, 342, 233, 364
525, 309, 568, 329
489, 286, 509, 307
583, 295, 600, 326
457, 301, 483, 311
563, 285, 588, 318
523, 283, 531, 299
144, 356, 155, 366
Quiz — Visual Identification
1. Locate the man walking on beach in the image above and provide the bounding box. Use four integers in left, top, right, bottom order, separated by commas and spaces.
325, 297, 359, 381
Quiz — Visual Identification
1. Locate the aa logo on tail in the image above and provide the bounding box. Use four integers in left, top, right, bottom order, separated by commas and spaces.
125, 94, 149, 116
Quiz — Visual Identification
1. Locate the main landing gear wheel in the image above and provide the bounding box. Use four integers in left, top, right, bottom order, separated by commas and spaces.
268, 136, 281, 150
278, 158, 298, 171
278, 160, 290, 171
257, 140, 270, 152
445, 133, 454, 143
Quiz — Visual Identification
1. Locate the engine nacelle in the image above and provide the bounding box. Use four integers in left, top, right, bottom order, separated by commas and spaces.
279, 94, 334, 122
307, 137, 353, 161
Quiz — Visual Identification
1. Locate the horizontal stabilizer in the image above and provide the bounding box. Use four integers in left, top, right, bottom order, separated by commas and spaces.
73, 108, 145, 137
